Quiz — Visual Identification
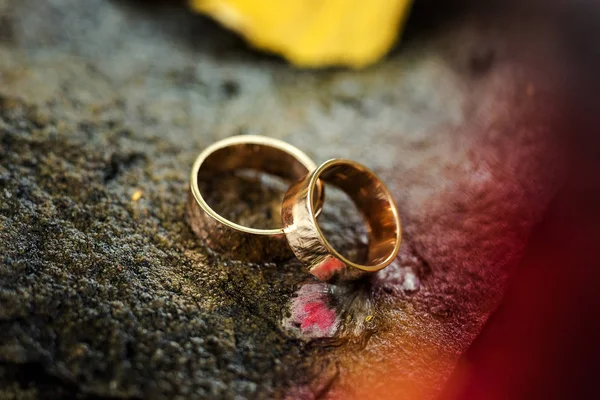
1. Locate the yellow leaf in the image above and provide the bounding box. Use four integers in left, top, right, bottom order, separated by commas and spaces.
189, 0, 413, 68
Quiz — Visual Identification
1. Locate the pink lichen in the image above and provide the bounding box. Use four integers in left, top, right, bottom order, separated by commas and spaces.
300, 301, 337, 331
282, 283, 339, 338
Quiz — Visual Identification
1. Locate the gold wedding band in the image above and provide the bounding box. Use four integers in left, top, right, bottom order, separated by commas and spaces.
186, 135, 323, 261
281, 159, 402, 282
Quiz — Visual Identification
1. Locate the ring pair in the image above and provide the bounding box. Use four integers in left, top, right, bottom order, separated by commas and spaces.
186, 136, 401, 282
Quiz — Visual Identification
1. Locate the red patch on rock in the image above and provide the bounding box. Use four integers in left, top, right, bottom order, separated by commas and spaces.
301, 301, 337, 331
282, 283, 340, 338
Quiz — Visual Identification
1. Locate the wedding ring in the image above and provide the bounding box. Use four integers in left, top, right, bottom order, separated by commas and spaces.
281, 159, 401, 282
187, 135, 323, 261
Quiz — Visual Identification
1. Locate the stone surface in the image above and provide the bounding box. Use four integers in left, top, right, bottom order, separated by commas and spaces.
0, 0, 566, 399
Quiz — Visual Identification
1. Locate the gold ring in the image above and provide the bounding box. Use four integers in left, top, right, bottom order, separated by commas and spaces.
281, 159, 401, 282
187, 135, 323, 261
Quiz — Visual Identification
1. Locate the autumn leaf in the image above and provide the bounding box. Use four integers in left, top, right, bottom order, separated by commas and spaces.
189, 0, 414, 68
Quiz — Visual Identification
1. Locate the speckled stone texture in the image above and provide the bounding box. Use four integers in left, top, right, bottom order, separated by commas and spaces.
0, 0, 565, 399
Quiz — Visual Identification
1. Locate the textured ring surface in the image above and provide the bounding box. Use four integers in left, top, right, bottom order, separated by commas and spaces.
281, 158, 401, 282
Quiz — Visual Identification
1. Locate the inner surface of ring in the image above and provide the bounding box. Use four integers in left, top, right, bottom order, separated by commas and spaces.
198, 143, 310, 181
310, 163, 399, 267
197, 142, 312, 230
